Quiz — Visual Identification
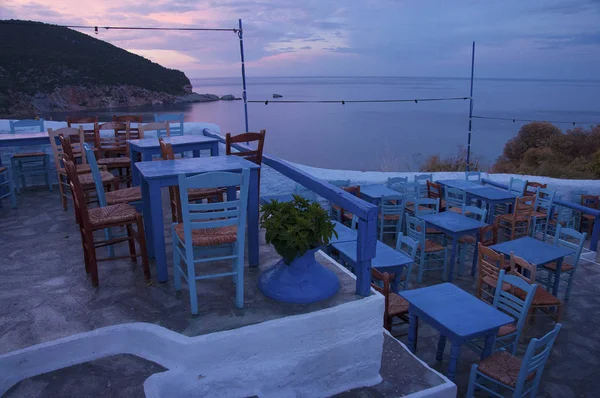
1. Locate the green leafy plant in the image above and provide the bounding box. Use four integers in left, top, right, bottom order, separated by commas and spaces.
260, 195, 338, 264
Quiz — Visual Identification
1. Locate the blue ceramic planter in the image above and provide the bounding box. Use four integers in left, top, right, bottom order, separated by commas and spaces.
258, 248, 340, 304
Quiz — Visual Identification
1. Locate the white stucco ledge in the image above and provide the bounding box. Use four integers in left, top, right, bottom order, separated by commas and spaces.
0, 291, 385, 397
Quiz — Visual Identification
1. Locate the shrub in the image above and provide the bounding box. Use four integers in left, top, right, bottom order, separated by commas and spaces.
420, 145, 481, 172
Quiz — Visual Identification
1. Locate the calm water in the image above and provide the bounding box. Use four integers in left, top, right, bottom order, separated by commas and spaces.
45, 77, 600, 171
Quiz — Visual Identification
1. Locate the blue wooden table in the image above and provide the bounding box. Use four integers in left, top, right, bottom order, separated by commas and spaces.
0, 133, 50, 166
419, 212, 485, 281
400, 283, 513, 381
464, 186, 517, 222
129, 136, 219, 186
359, 184, 399, 204
331, 239, 412, 292
135, 156, 260, 282
490, 237, 574, 296
436, 179, 483, 191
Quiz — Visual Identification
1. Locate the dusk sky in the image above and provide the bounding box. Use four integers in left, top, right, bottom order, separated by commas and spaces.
2, 0, 600, 80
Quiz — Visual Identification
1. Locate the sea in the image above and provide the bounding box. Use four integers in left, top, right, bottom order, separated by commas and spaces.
45, 76, 600, 171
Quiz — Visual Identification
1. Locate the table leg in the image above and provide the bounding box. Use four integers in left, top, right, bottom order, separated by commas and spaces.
408, 311, 419, 353
144, 179, 168, 282
447, 238, 458, 282
552, 257, 563, 297
436, 335, 447, 360
130, 148, 139, 186
210, 142, 219, 156
471, 231, 480, 276
447, 342, 461, 381
248, 168, 259, 267
482, 332, 496, 359
192, 149, 200, 158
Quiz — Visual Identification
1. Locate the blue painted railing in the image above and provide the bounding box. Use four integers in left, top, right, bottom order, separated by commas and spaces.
203, 128, 378, 296
482, 177, 600, 251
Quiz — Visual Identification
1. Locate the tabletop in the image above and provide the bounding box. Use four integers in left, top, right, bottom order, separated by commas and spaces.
0, 132, 49, 141
490, 236, 574, 265
128, 135, 218, 148
436, 179, 483, 191
332, 240, 413, 269
400, 283, 513, 338
465, 186, 517, 202
136, 156, 259, 180
330, 221, 358, 244
360, 184, 400, 199
419, 211, 484, 234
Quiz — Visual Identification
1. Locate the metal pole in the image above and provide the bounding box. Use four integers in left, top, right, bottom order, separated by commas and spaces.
466, 41, 475, 171
238, 19, 249, 132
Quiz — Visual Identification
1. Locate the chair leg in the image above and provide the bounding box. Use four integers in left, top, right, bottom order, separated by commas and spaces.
58, 174, 68, 210
135, 215, 151, 283
458, 243, 465, 276
417, 253, 425, 284
46, 155, 53, 192
85, 230, 100, 287
173, 243, 182, 292
126, 224, 137, 262
466, 365, 478, 398
565, 274, 574, 302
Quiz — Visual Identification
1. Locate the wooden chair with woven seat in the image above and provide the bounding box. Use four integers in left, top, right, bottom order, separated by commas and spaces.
226, 130, 266, 199
113, 114, 143, 138
580, 194, 599, 237
476, 244, 511, 303
328, 180, 350, 221
479, 220, 499, 247
154, 113, 184, 136
413, 197, 444, 237
406, 215, 448, 283
426, 180, 446, 210
9, 119, 53, 193
159, 139, 224, 223
445, 187, 467, 213
414, 173, 432, 198
63, 157, 150, 287
334, 185, 361, 226
387, 176, 408, 190
371, 268, 410, 333
394, 233, 419, 291
530, 187, 555, 240
172, 168, 251, 315
67, 116, 98, 145
497, 196, 534, 241
456, 205, 488, 275
524, 181, 547, 198
466, 323, 562, 398
0, 166, 17, 208
378, 193, 405, 242
95, 121, 133, 186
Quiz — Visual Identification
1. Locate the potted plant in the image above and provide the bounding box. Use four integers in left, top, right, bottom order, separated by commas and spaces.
258, 195, 340, 303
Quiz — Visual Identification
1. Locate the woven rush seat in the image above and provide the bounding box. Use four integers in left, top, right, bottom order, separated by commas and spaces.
542, 261, 575, 272
514, 287, 560, 306
497, 323, 517, 337
106, 187, 142, 205
482, 275, 511, 291
582, 213, 595, 220
13, 151, 46, 158
497, 214, 530, 223
478, 351, 535, 388
448, 206, 462, 213
531, 211, 547, 218
0, 166, 6, 173
97, 156, 131, 167
88, 203, 138, 228
188, 187, 225, 201
459, 235, 477, 244
173, 223, 237, 247
380, 213, 401, 221
424, 239, 445, 253
59, 164, 92, 174
388, 293, 409, 317
405, 204, 428, 212
79, 171, 116, 187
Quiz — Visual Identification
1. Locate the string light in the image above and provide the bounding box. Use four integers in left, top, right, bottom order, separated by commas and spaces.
248, 96, 470, 105
472, 115, 600, 125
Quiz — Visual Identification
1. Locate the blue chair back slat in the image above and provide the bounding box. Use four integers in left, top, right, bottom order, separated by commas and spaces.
414, 174, 432, 198
465, 171, 481, 182
462, 205, 487, 225
534, 187, 555, 213
379, 194, 405, 240
154, 113, 184, 136
414, 197, 439, 217
508, 177, 528, 196
395, 233, 418, 290
9, 119, 44, 133
406, 215, 426, 248
386, 176, 408, 189
83, 144, 107, 206
445, 187, 466, 210
553, 225, 586, 268
516, 324, 562, 393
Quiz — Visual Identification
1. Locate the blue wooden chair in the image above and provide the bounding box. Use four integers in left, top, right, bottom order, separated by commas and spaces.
457, 205, 488, 275
444, 187, 467, 212
386, 176, 408, 190
547, 205, 578, 237
508, 177, 528, 196
9, 119, 53, 193
538, 225, 586, 302
466, 323, 562, 398
378, 194, 405, 241
154, 113, 184, 137
328, 179, 351, 221
0, 166, 17, 208
414, 173, 432, 198
172, 169, 250, 315
465, 171, 481, 182
395, 233, 418, 290
530, 187, 555, 239
406, 215, 448, 283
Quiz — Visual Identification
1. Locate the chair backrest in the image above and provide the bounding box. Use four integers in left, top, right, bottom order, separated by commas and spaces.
406, 215, 426, 247
394, 181, 419, 201
371, 267, 393, 328
95, 121, 129, 155
48, 127, 86, 169
380, 194, 405, 223
427, 181, 442, 200
509, 252, 537, 284
477, 244, 506, 298
479, 221, 498, 247
63, 157, 91, 229
414, 174, 432, 198
581, 194, 600, 210
58, 135, 75, 164
396, 233, 418, 259
445, 187, 466, 210
335, 185, 361, 222
66, 116, 98, 144
534, 187, 555, 213
553, 205, 577, 229
461, 205, 487, 225
154, 113, 184, 136
113, 115, 143, 139
514, 196, 534, 219
516, 323, 562, 394
493, 269, 538, 353
159, 139, 182, 222
226, 130, 267, 166
465, 171, 481, 182
386, 176, 408, 189
177, 169, 250, 255
414, 197, 439, 217
9, 119, 44, 133
553, 225, 587, 269
525, 181, 547, 198
508, 177, 528, 196
139, 122, 170, 139
83, 143, 107, 206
